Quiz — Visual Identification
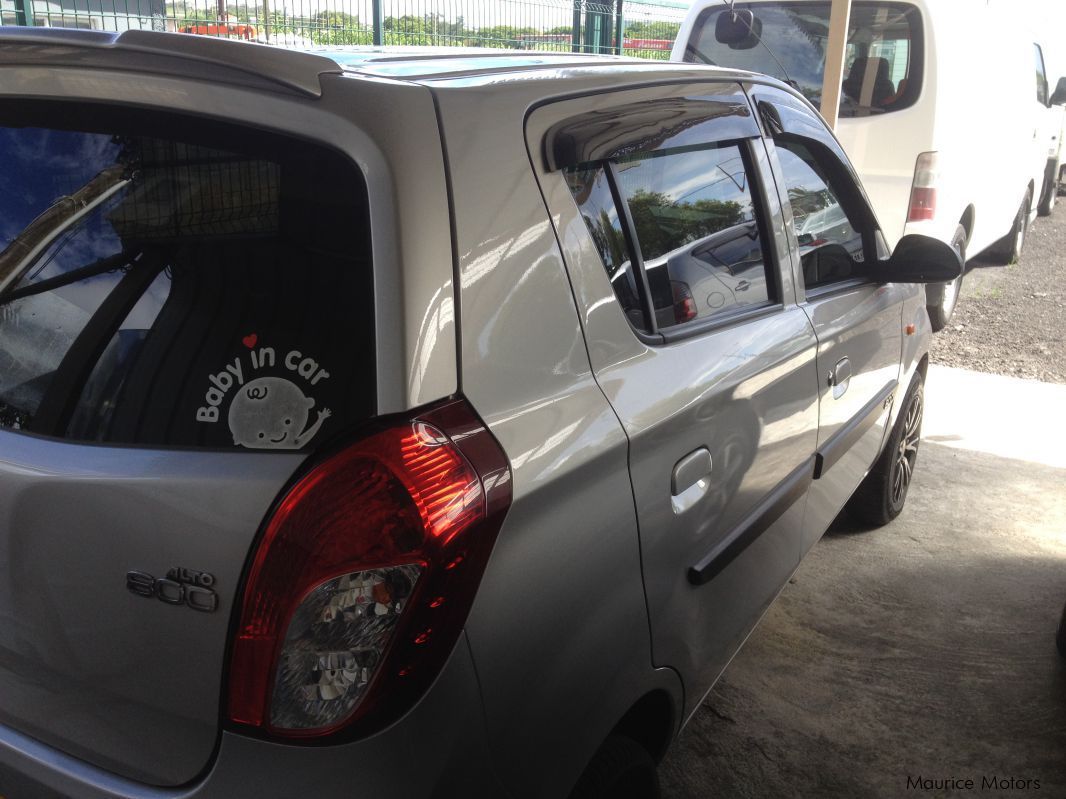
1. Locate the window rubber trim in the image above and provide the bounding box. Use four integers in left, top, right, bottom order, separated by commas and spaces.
658, 301, 783, 344
802, 275, 875, 301
604, 160, 658, 337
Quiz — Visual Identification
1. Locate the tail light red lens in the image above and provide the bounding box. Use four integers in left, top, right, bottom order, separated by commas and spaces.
670, 280, 698, 324
907, 151, 939, 222
227, 398, 511, 739
908, 187, 936, 222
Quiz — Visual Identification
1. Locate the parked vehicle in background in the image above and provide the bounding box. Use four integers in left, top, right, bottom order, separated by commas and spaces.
0, 28, 961, 799
673, 0, 1066, 331
179, 21, 257, 40
1036, 58, 1066, 216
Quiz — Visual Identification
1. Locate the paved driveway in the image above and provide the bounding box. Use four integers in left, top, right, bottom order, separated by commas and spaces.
660, 365, 1066, 797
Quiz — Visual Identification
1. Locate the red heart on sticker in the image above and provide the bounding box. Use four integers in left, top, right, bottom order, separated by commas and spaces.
242, 333, 258, 349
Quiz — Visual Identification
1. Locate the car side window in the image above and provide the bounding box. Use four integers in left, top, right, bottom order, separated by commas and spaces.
774, 141, 866, 289
565, 141, 774, 334
564, 166, 647, 330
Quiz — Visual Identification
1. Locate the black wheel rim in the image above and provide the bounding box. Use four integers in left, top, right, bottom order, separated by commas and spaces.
893, 390, 923, 506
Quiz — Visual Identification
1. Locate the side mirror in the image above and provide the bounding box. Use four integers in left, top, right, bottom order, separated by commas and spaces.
1051, 77, 1066, 106
875, 234, 962, 283
715, 10, 761, 49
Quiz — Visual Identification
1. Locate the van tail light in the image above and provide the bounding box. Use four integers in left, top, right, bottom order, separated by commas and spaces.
907, 151, 939, 222
227, 398, 511, 739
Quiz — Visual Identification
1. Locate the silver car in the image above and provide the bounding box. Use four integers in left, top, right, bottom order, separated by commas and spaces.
0, 29, 960, 799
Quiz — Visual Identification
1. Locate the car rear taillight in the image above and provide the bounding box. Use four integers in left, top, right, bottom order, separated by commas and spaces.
671, 280, 698, 323
907, 151, 939, 222
227, 398, 510, 739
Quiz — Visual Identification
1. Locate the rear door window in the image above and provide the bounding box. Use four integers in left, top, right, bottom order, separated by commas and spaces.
0, 105, 374, 450
564, 140, 775, 334
683, 2, 922, 117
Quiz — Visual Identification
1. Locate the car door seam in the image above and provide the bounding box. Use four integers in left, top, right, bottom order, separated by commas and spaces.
813, 379, 898, 479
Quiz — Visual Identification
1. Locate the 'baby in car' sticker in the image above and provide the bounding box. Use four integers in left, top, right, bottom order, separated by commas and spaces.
195, 335, 332, 450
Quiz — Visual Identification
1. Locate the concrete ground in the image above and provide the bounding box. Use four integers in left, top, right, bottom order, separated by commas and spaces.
659, 365, 1066, 798
931, 203, 1066, 384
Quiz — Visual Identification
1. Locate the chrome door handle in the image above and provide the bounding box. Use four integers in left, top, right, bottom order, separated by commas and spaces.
829, 356, 852, 399
671, 447, 712, 514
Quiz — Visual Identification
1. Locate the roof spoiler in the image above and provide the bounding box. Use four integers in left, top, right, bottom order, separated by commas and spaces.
0, 27, 343, 97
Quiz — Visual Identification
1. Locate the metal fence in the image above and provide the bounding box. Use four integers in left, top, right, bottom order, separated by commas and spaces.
0, 0, 688, 59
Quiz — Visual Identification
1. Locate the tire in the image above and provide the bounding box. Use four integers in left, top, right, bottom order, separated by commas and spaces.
569, 735, 660, 799
989, 188, 1031, 264
847, 372, 924, 528
926, 225, 966, 332
1038, 165, 1057, 216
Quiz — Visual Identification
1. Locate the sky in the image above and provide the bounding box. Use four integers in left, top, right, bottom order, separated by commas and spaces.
1019, 0, 1066, 78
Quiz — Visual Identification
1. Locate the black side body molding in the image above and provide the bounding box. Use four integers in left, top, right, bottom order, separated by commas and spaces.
813, 380, 897, 479
688, 455, 816, 586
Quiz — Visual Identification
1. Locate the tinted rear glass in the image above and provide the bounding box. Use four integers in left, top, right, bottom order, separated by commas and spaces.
684, 2, 922, 117
0, 105, 374, 451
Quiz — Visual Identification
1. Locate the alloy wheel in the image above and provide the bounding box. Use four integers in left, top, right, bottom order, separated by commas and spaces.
893, 390, 923, 506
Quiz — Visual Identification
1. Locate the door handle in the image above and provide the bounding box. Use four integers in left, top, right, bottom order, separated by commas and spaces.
828, 356, 852, 399
671, 447, 712, 514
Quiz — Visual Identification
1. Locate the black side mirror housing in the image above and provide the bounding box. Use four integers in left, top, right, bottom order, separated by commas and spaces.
715, 10, 761, 49
1051, 76, 1066, 106
875, 234, 962, 284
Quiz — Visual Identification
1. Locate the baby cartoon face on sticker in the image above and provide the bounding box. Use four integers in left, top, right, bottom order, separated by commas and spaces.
228, 376, 331, 450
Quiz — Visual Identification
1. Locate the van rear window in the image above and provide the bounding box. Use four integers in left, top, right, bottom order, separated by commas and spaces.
0, 105, 374, 451
683, 2, 922, 117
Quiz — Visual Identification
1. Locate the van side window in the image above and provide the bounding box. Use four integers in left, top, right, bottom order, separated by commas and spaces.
774, 141, 865, 289
565, 142, 774, 333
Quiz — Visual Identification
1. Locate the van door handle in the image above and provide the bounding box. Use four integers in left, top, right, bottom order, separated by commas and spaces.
671, 447, 712, 514
828, 357, 852, 399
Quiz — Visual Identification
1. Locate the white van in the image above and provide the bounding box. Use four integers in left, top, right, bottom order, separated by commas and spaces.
673, 0, 1064, 329
1035, 41, 1066, 216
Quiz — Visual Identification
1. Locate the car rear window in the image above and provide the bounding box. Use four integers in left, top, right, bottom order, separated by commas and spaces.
683, 2, 922, 117
0, 104, 374, 451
